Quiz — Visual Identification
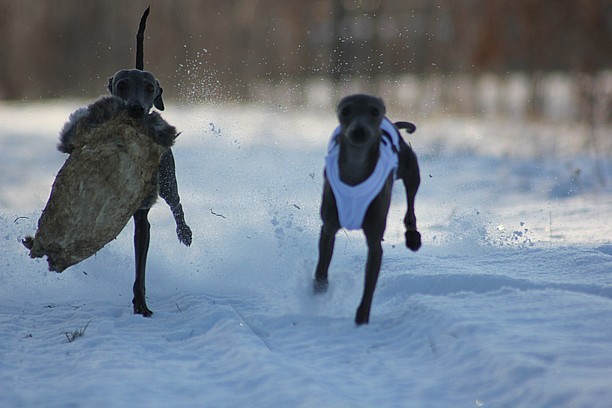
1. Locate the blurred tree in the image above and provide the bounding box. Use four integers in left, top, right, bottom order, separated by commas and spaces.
0, 0, 609, 118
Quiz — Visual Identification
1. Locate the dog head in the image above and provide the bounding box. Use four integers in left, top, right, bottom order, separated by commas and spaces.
336, 94, 386, 147
107, 69, 164, 118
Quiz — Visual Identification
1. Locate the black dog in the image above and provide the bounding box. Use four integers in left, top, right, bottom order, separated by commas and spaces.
314, 94, 421, 325
108, 8, 192, 316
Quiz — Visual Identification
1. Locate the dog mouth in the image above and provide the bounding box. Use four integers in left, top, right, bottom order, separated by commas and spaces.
127, 104, 146, 118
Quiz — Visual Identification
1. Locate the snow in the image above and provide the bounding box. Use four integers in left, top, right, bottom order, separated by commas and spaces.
1, 100, 611, 407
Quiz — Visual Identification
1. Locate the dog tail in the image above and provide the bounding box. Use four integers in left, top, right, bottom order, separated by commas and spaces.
135, 6, 150, 70
395, 121, 416, 134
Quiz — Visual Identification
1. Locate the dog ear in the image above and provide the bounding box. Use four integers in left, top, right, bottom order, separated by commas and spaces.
378, 97, 386, 115
107, 76, 114, 93
154, 81, 165, 111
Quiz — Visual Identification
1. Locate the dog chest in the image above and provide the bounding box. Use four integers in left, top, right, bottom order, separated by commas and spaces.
325, 118, 400, 230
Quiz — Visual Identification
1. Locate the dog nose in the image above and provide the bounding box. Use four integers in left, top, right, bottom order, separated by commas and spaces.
349, 126, 368, 144
127, 103, 145, 118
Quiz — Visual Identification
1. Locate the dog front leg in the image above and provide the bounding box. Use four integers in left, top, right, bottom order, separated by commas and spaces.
355, 237, 383, 325
133, 208, 153, 316
314, 224, 337, 293
398, 141, 421, 251
402, 186, 421, 251
159, 149, 192, 246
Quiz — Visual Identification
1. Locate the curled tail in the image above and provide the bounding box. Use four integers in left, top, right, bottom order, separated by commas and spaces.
395, 121, 416, 134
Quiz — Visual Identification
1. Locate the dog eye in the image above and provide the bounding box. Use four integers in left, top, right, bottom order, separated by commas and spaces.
146, 84, 155, 94
340, 106, 351, 118
116, 82, 127, 91
370, 108, 380, 117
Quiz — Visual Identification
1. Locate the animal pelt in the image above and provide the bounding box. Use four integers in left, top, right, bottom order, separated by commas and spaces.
23, 95, 178, 272
58, 95, 176, 153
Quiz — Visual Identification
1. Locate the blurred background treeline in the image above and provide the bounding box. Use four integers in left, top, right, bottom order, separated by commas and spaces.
0, 0, 610, 123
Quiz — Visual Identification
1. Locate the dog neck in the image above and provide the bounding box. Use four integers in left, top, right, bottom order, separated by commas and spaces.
338, 136, 380, 186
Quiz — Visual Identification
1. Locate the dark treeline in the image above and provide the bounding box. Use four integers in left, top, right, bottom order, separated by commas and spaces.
0, 0, 610, 104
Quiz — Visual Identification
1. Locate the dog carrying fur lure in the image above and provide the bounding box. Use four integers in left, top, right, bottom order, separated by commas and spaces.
23, 96, 177, 272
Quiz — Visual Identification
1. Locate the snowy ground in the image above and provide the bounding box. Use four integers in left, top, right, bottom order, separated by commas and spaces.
1, 100, 611, 407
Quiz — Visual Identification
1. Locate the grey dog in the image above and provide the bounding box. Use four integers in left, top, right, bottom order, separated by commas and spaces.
314, 94, 421, 325
106, 8, 192, 316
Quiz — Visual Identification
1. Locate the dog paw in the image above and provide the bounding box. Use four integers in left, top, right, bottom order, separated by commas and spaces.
405, 230, 422, 251
354, 307, 370, 325
22, 236, 34, 250
313, 278, 329, 294
177, 223, 192, 246
133, 299, 153, 317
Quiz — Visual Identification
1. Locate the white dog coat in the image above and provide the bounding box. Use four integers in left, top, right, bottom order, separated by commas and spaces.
325, 118, 401, 230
